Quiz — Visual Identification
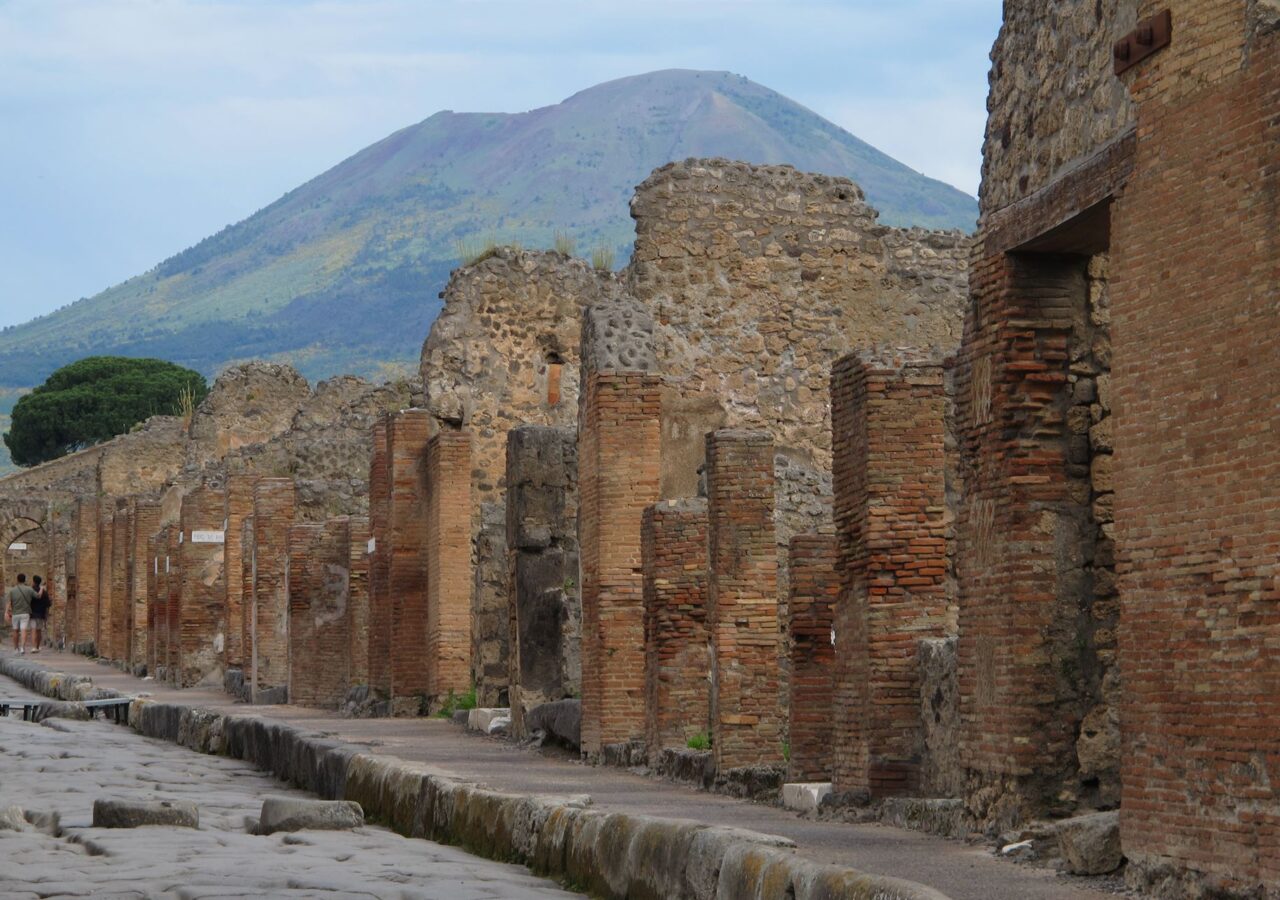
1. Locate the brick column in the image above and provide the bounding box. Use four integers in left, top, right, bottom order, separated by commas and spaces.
577, 300, 662, 757
224, 474, 259, 669
367, 419, 392, 697
251, 478, 295, 701
287, 519, 352, 709
387, 410, 431, 715
177, 486, 226, 688
786, 533, 839, 783
73, 498, 99, 649
239, 516, 254, 670
145, 533, 159, 673
706, 430, 784, 771
109, 500, 132, 663
347, 516, 371, 688
831, 351, 948, 797
164, 525, 182, 682
507, 425, 579, 737
426, 430, 472, 704
642, 498, 710, 757
97, 506, 113, 655
130, 500, 160, 672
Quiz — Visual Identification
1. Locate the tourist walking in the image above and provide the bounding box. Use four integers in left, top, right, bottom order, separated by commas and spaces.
5, 573, 36, 654
30, 575, 50, 653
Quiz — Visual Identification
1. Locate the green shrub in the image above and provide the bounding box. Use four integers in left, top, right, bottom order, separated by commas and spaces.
435, 684, 479, 718
590, 244, 615, 271
686, 732, 710, 751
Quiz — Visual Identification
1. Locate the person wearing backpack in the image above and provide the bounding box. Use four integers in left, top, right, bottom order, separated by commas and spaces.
30, 574, 50, 653
5, 573, 36, 654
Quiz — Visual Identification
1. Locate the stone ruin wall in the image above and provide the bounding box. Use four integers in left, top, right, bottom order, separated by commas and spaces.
980, 0, 1138, 215
420, 159, 970, 700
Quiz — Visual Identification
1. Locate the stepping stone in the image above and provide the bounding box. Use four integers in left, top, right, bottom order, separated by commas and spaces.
93, 798, 199, 829
257, 798, 364, 835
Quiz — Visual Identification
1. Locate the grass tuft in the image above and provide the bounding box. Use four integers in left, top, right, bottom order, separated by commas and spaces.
686, 732, 710, 751
590, 244, 615, 272
553, 231, 575, 256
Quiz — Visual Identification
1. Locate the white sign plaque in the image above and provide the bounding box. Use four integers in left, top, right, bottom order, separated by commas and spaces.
367, 537, 377, 554
191, 530, 226, 544
8, 542, 27, 551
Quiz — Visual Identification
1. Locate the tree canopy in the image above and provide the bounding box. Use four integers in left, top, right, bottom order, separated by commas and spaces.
3, 356, 208, 466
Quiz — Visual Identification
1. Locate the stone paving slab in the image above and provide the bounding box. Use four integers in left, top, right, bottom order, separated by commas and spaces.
10, 649, 1122, 900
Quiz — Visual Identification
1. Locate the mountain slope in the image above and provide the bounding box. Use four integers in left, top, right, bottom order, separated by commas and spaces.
0, 69, 976, 390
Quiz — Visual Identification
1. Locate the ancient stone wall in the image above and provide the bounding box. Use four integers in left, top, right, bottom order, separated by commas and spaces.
641, 498, 709, 758
287, 519, 352, 709
223, 474, 259, 669
979, 1, 1138, 215
346, 516, 372, 689
786, 533, 838, 784
251, 478, 294, 700
176, 486, 225, 688
705, 430, 784, 772
506, 426, 580, 736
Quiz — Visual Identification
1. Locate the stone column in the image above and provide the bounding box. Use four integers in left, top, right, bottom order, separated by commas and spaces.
251, 478, 295, 702
642, 498, 710, 758
577, 299, 662, 757
786, 533, 839, 783
367, 419, 392, 697
506, 425, 579, 737
387, 409, 431, 715
223, 474, 259, 669
346, 516, 372, 689
177, 486, 226, 688
426, 430, 472, 705
831, 350, 948, 797
130, 500, 161, 672
706, 429, 784, 771
73, 498, 99, 649
287, 520, 352, 709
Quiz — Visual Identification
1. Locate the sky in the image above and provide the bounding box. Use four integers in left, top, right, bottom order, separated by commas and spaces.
0, 0, 1002, 329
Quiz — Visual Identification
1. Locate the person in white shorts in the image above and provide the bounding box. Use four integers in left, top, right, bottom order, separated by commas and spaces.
6, 573, 36, 654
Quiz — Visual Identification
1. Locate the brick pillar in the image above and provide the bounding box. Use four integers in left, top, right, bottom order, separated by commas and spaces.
109, 500, 132, 662
130, 500, 160, 672
347, 516, 372, 689
145, 533, 159, 673
786, 533, 839, 783
507, 425, 580, 737
251, 478, 294, 701
706, 430, 784, 771
178, 486, 226, 688
287, 520, 352, 709
367, 419, 392, 696
73, 498, 99, 648
387, 409, 431, 715
577, 300, 662, 757
642, 498, 710, 757
97, 506, 113, 655
224, 474, 259, 669
164, 525, 181, 682
426, 430, 472, 704
830, 351, 948, 797
239, 516, 254, 670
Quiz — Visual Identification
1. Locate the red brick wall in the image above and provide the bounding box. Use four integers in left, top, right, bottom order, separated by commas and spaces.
72, 498, 98, 646
705, 429, 784, 770
831, 352, 948, 797
130, 500, 160, 671
287, 519, 352, 709
426, 431, 472, 702
387, 409, 431, 714
223, 474, 259, 669
347, 515, 371, 687
109, 501, 131, 663
578, 371, 662, 756
367, 419, 391, 695
642, 498, 710, 757
177, 486, 226, 688
1111, 5, 1280, 891
97, 507, 113, 655
786, 533, 838, 783
251, 478, 295, 698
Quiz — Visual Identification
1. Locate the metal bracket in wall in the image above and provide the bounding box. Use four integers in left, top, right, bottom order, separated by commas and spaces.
1114, 9, 1173, 76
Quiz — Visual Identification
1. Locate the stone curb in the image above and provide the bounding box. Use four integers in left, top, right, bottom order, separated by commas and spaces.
0, 656, 951, 900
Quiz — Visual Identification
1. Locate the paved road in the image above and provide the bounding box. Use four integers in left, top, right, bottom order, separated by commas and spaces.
13, 650, 1126, 900
0, 671, 581, 899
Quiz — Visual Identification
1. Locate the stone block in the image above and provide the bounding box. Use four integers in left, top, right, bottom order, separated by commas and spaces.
780, 782, 832, 813
92, 798, 199, 829
1056, 811, 1121, 875
466, 708, 511, 733
524, 698, 581, 750
257, 798, 364, 834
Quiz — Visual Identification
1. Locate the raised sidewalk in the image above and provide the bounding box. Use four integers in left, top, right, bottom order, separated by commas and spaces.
0, 648, 1110, 900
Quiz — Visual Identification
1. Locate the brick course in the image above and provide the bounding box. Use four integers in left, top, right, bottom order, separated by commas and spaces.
641, 498, 710, 757
831, 352, 949, 798
705, 430, 784, 770
786, 533, 839, 783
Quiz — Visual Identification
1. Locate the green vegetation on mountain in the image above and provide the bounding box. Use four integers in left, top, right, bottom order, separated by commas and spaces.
4, 357, 207, 466
0, 69, 977, 398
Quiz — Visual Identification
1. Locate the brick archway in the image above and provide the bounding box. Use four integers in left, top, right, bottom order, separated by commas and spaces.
0, 497, 52, 589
